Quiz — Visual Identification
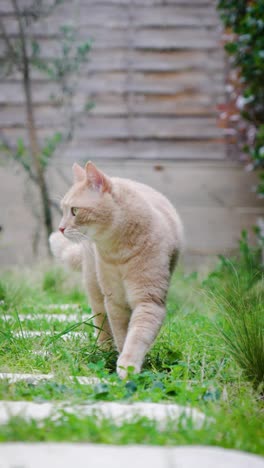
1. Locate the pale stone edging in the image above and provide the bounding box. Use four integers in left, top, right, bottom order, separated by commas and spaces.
1, 314, 91, 323
0, 400, 207, 429
12, 331, 85, 339
45, 304, 81, 311
0, 304, 81, 313
0, 373, 102, 385
0, 444, 263, 468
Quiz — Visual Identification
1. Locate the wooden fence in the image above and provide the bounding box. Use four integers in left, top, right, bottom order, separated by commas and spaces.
0, 0, 261, 268
0, 0, 225, 160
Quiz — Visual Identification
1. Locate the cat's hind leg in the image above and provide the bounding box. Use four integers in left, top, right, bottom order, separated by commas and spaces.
83, 247, 113, 347
104, 296, 131, 353
88, 284, 113, 348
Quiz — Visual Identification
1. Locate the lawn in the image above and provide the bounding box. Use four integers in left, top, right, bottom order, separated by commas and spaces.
0, 243, 263, 454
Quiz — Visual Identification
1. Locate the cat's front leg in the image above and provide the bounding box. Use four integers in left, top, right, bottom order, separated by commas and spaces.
117, 301, 166, 379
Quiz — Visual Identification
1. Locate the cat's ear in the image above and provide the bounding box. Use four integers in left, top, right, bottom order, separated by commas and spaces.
72, 163, 85, 183
85, 161, 112, 193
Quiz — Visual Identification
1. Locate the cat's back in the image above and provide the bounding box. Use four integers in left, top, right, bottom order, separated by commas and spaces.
113, 176, 170, 205
112, 176, 183, 247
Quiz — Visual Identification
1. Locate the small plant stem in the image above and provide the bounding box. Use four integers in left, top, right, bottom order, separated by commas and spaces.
12, 0, 53, 253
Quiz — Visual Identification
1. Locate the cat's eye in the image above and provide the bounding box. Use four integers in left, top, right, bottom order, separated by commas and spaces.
71, 207, 78, 216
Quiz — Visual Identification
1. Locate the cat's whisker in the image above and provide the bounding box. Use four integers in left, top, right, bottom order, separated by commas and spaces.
50, 195, 63, 203
65, 229, 86, 244
78, 232, 89, 239
53, 192, 64, 198
78, 233, 91, 242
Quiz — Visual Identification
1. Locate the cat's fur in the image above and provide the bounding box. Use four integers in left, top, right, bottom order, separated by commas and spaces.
49, 162, 184, 378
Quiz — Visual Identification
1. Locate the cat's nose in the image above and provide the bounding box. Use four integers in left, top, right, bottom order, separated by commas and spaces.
59, 227, 65, 234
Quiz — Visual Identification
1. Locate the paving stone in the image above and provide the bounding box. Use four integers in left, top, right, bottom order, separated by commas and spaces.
0, 373, 102, 385
2, 313, 90, 322
46, 304, 81, 310
32, 350, 52, 356
0, 401, 206, 429
13, 330, 85, 339
0, 304, 81, 313
0, 444, 263, 468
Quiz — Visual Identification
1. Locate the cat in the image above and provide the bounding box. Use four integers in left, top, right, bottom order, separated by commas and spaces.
49, 162, 184, 378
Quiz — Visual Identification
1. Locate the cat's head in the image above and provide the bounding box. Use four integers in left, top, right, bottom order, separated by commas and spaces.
59, 162, 114, 242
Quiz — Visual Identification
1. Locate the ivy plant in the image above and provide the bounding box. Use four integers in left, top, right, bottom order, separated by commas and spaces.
218, 0, 264, 195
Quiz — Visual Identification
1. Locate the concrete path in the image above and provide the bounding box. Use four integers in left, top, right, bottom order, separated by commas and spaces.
0, 444, 263, 468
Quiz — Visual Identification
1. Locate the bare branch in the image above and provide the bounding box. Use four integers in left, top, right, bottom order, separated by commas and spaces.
0, 140, 59, 230
20, 0, 65, 27
12, 0, 27, 62
0, 18, 21, 69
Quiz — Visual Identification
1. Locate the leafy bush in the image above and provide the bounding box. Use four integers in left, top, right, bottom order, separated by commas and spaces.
218, 0, 264, 195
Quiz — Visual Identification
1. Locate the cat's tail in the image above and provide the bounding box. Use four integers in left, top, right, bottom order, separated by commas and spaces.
49, 232, 82, 271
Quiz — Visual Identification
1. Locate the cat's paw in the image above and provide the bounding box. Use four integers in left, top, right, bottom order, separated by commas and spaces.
116, 355, 141, 379
49, 231, 66, 258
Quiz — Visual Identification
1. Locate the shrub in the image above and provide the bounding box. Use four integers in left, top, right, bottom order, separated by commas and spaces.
218, 0, 264, 195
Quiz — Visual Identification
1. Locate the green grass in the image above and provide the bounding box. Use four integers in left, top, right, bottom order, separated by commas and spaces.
0, 406, 263, 453
0, 258, 263, 454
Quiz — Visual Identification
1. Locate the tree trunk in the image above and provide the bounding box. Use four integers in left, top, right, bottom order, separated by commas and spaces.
13, 0, 53, 253
23, 66, 54, 252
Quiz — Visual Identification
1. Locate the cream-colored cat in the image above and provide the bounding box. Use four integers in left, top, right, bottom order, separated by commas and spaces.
49, 162, 184, 378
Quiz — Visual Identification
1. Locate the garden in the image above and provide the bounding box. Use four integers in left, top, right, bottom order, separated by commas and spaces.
0, 233, 263, 454
0, 0, 263, 462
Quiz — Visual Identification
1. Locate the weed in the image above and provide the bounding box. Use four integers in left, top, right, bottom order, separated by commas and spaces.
204, 232, 264, 389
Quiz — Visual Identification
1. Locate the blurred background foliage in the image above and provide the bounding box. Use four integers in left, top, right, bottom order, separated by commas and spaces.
218, 0, 264, 196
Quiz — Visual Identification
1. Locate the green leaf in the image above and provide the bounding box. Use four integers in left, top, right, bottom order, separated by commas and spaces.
225, 42, 238, 54
94, 383, 109, 397
125, 380, 137, 393
31, 40, 40, 57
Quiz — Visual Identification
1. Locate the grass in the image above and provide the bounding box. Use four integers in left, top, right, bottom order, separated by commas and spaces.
203, 233, 264, 389
0, 407, 263, 452
0, 250, 263, 454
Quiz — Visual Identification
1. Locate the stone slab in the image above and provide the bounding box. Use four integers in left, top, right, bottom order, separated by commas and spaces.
0, 444, 263, 468
0, 373, 102, 385
1, 313, 90, 322
45, 304, 80, 310
0, 401, 206, 429
12, 331, 85, 339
